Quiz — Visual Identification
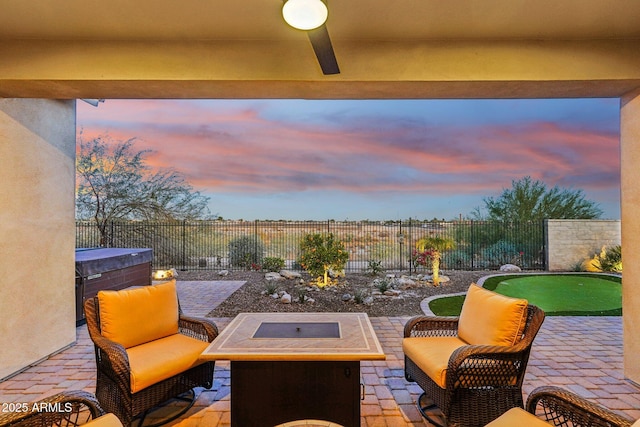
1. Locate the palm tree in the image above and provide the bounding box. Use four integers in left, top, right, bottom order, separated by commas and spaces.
415, 236, 456, 285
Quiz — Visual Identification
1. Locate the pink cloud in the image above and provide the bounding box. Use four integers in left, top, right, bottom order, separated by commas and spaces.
77, 100, 620, 201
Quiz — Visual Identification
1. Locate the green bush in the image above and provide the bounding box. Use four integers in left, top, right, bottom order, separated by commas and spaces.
262, 256, 285, 272
228, 235, 265, 269
298, 233, 349, 287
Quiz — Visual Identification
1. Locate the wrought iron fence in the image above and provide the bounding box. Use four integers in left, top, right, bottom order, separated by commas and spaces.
76, 219, 546, 272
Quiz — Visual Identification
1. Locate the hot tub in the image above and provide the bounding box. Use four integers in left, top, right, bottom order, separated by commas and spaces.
75, 248, 153, 324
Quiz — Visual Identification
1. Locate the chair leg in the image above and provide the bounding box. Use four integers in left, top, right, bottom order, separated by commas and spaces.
417, 392, 447, 427
133, 389, 197, 427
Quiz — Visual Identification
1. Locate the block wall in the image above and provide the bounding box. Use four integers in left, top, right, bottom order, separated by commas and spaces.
545, 219, 621, 271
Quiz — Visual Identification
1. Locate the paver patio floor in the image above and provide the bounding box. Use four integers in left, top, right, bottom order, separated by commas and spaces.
1, 281, 638, 426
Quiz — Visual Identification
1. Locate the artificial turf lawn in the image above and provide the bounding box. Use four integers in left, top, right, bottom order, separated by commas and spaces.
429, 274, 622, 316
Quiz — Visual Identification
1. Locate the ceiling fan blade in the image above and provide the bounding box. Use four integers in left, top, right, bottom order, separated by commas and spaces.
307, 24, 340, 75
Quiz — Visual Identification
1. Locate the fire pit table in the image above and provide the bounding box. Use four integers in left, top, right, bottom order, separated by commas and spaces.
201, 312, 385, 427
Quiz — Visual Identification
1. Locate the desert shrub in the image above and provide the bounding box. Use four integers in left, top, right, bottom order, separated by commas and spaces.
571, 260, 587, 272
264, 281, 279, 295
588, 245, 622, 272
228, 235, 265, 269
298, 233, 349, 287
375, 278, 392, 293
480, 239, 521, 268
353, 290, 368, 304
444, 249, 473, 269
262, 256, 285, 272
599, 245, 622, 272
365, 259, 384, 276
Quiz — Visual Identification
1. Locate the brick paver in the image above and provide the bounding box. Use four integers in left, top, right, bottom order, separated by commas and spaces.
1, 281, 638, 426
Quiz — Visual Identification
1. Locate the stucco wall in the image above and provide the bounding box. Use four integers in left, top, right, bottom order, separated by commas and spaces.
0, 99, 77, 380
621, 90, 640, 385
545, 219, 621, 272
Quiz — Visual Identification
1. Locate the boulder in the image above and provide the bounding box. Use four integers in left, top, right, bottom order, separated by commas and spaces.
265, 272, 284, 281
280, 270, 302, 279
500, 264, 522, 272
218, 270, 229, 276
396, 277, 416, 288
280, 292, 292, 304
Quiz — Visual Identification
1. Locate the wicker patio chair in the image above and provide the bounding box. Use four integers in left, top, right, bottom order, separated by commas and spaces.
486, 386, 635, 426
84, 280, 219, 426
0, 390, 120, 427
403, 284, 546, 427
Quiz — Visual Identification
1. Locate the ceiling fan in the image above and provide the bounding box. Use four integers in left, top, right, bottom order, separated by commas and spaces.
282, 0, 340, 75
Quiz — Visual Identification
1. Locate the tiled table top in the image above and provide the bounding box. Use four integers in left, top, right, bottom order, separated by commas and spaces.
202, 312, 386, 361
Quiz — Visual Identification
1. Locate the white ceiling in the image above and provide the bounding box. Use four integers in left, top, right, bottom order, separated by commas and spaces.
2, 0, 640, 42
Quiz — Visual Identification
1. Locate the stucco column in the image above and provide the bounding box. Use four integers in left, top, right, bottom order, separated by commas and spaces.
0, 99, 76, 380
621, 89, 640, 384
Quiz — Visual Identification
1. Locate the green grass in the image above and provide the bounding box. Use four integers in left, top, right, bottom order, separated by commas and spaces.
429, 273, 622, 316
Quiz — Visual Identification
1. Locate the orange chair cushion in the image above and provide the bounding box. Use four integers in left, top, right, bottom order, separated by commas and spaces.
485, 407, 551, 426
402, 336, 467, 388
458, 284, 528, 346
85, 413, 124, 427
97, 280, 179, 349
126, 333, 210, 392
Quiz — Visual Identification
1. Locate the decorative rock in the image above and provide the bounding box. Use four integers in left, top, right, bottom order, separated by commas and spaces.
265, 272, 284, 281
363, 296, 374, 305
280, 292, 292, 303
384, 289, 402, 297
386, 274, 396, 279
396, 277, 416, 287
280, 270, 302, 279
500, 264, 522, 272
218, 270, 229, 276
341, 293, 353, 302
270, 293, 279, 299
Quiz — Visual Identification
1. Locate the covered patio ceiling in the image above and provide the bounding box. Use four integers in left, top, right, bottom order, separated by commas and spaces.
1, 0, 640, 99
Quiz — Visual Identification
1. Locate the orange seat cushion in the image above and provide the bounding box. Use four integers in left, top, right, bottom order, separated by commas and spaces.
126, 333, 210, 392
97, 280, 179, 349
458, 284, 528, 346
402, 336, 467, 388
485, 407, 551, 426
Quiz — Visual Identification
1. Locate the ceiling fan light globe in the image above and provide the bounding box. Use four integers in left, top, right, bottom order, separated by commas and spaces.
282, 0, 328, 31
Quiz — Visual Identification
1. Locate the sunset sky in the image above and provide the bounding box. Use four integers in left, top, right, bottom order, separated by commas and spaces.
76, 98, 621, 221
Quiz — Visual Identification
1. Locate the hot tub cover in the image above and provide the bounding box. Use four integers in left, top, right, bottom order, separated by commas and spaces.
75, 248, 153, 277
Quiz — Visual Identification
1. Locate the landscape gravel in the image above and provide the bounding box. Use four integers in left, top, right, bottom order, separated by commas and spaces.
176, 269, 492, 317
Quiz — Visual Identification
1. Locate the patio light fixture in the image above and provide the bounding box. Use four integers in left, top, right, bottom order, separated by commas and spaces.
282, 0, 328, 30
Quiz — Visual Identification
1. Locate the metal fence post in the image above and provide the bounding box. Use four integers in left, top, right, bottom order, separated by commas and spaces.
470, 220, 475, 270
182, 220, 186, 269
254, 220, 259, 265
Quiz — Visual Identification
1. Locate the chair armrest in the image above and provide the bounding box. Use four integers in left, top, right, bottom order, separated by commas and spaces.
404, 315, 459, 338
446, 343, 531, 389
0, 390, 104, 427
179, 315, 219, 342
87, 330, 131, 394
526, 386, 634, 427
